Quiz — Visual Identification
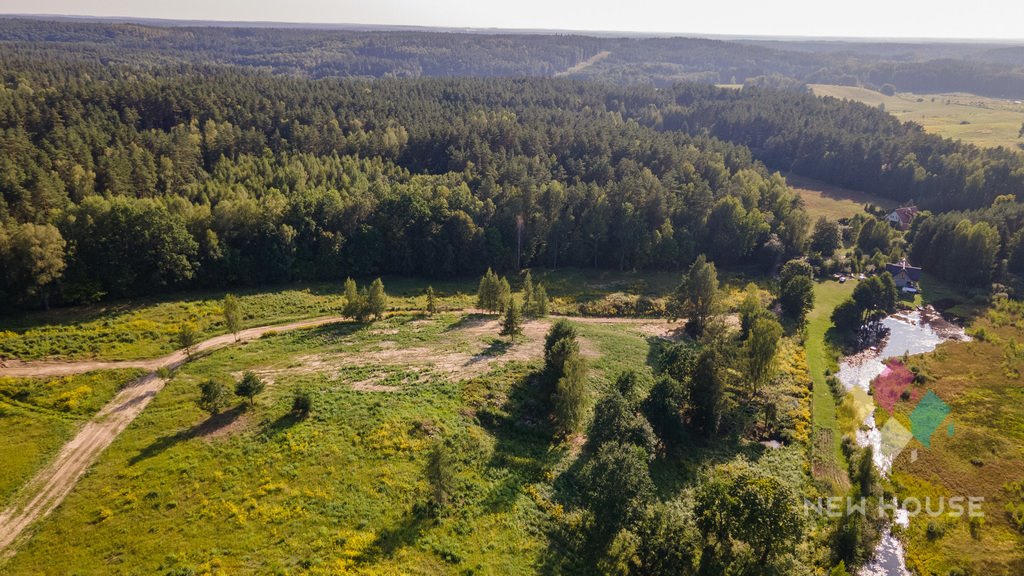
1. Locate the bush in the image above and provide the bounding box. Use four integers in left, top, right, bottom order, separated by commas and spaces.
292, 389, 313, 417
197, 379, 230, 415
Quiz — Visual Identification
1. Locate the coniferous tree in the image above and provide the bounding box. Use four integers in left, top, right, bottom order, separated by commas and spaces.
521, 270, 535, 316
534, 283, 549, 317
552, 348, 588, 437
235, 371, 266, 406
197, 379, 230, 415
500, 297, 524, 343
425, 285, 437, 315
496, 277, 512, 313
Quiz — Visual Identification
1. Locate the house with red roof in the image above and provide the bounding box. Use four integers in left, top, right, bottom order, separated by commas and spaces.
885, 206, 918, 230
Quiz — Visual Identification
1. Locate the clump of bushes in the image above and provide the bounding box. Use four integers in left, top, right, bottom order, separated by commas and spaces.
578, 292, 665, 317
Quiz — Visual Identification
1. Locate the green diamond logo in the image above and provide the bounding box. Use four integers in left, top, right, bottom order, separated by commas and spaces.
909, 391, 951, 448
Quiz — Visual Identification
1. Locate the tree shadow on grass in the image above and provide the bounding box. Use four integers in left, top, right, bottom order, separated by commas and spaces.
477, 370, 562, 513
129, 404, 246, 465
305, 321, 367, 343
443, 313, 493, 332
358, 506, 432, 563
259, 410, 304, 437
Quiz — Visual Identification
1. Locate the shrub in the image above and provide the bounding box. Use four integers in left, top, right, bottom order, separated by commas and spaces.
197, 379, 230, 415
292, 389, 313, 418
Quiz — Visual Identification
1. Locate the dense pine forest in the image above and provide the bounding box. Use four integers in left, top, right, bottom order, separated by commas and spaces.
1, 19, 1024, 310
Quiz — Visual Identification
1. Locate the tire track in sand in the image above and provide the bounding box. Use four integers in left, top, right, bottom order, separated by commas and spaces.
0, 315, 345, 559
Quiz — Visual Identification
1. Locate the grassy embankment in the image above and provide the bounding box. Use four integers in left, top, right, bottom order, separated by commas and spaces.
810, 84, 1024, 151
805, 280, 856, 489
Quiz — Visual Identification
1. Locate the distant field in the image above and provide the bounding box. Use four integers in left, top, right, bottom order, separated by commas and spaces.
811, 84, 1024, 151
784, 173, 895, 220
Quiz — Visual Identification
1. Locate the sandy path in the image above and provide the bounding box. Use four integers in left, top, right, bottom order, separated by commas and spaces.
0, 315, 346, 559
554, 50, 611, 77
0, 316, 346, 379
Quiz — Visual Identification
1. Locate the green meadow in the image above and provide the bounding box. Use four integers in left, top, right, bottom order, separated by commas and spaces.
811, 84, 1024, 151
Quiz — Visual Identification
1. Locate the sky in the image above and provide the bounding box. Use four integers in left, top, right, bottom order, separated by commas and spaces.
3, 0, 1024, 41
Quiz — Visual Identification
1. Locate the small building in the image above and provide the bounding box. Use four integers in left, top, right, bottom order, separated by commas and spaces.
885, 260, 922, 292
886, 206, 919, 231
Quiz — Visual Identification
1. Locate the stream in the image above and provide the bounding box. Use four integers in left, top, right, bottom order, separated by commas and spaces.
834, 307, 967, 576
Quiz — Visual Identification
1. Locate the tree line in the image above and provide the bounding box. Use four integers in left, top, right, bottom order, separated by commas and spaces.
0, 70, 815, 310
4, 18, 1024, 98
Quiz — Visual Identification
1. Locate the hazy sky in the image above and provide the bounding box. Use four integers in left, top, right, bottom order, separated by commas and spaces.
4, 0, 1024, 40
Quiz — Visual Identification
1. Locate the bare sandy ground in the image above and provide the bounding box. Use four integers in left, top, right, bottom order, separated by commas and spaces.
0, 315, 345, 559
236, 315, 681, 390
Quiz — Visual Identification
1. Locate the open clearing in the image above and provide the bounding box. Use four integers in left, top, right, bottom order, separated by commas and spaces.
0, 315, 347, 560
811, 84, 1024, 151
555, 50, 611, 77
0, 306, 678, 570
784, 173, 895, 220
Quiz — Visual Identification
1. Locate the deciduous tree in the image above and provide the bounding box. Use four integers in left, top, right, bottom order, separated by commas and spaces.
223, 293, 243, 341
177, 323, 199, 359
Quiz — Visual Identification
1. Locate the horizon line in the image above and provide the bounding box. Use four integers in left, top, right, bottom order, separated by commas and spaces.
3, 13, 1024, 44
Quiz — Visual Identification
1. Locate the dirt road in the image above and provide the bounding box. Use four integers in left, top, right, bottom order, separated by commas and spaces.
0, 316, 346, 379
0, 315, 345, 559
0, 311, 681, 559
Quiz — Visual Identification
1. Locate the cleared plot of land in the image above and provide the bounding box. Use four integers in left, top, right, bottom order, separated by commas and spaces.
0, 270, 684, 363
0, 311, 677, 574
555, 50, 611, 77
811, 84, 1024, 151
0, 316, 346, 560
785, 173, 895, 220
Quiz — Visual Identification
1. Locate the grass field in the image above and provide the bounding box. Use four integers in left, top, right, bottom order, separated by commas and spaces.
886, 298, 1024, 575
0, 270, 690, 363
811, 84, 1024, 151
0, 268, 822, 574
784, 173, 895, 220
0, 369, 146, 506
0, 310, 670, 574
805, 280, 856, 489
